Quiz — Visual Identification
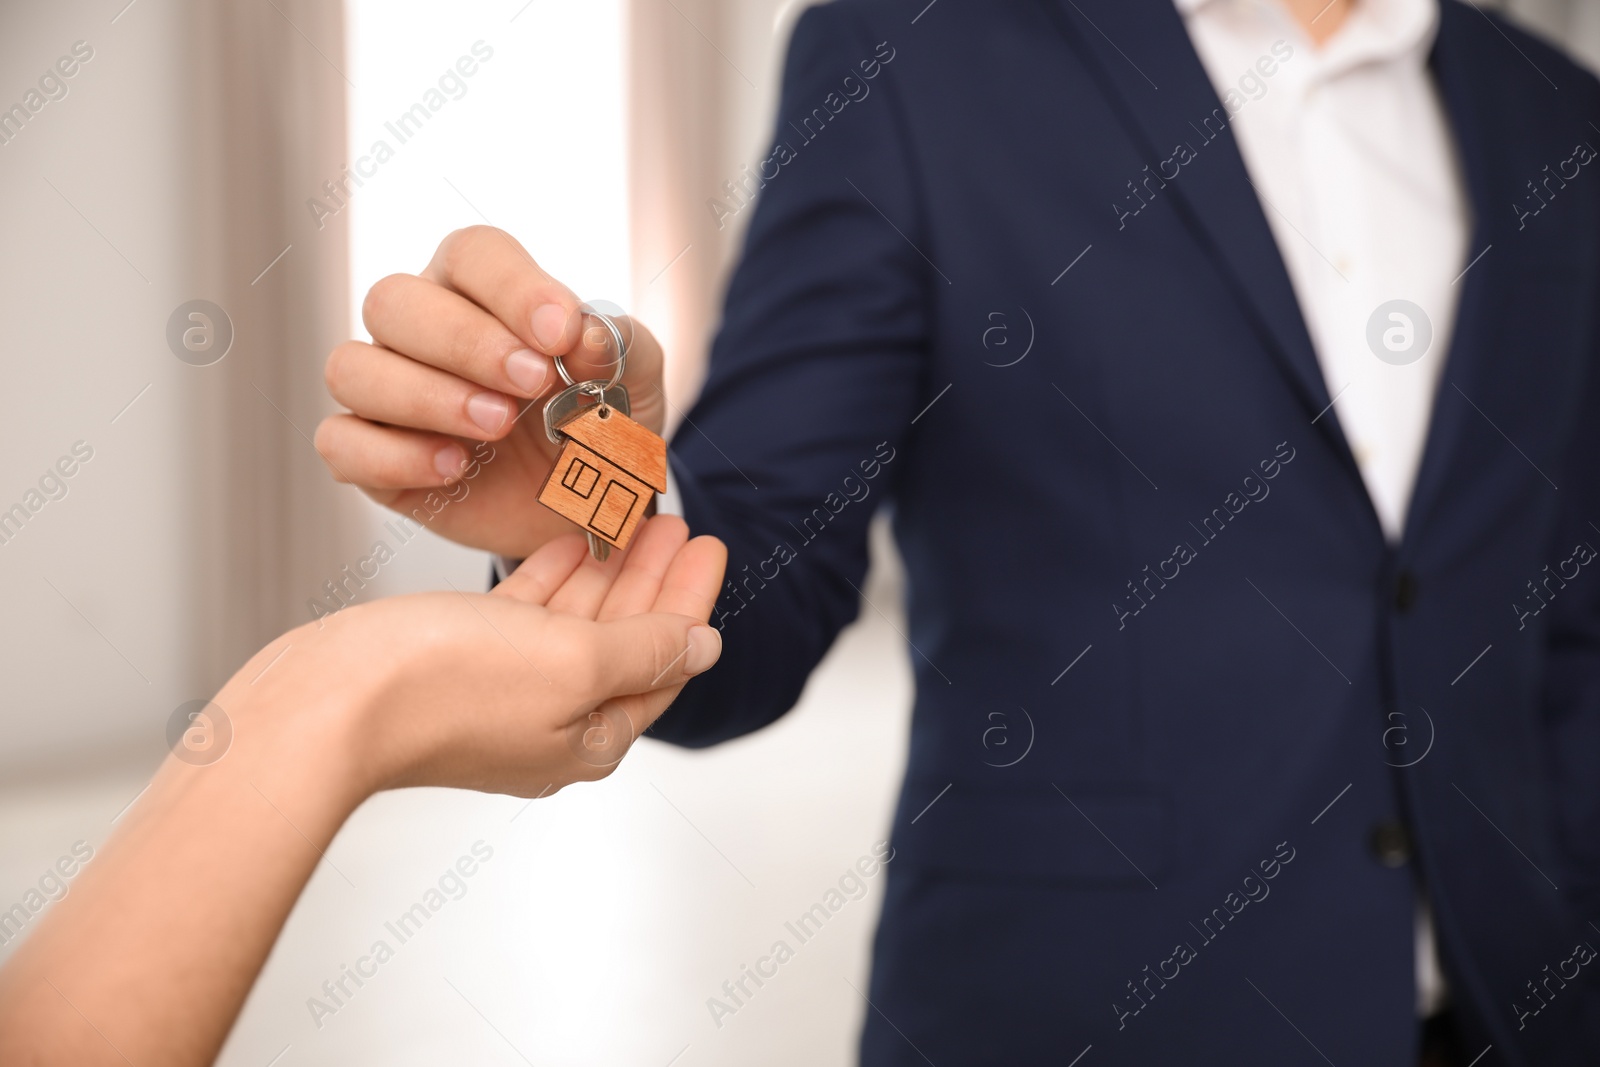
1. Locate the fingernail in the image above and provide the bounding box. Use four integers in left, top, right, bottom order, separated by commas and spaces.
504, 348, 548, 395
684, 625, 722, 675
434, 443, 467, 479
530, 304, 568, 351
467, 392, 510, 434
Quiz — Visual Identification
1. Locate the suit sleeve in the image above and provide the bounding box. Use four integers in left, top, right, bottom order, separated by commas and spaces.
650, 4, 930, 746
1540, 84, 1600, 917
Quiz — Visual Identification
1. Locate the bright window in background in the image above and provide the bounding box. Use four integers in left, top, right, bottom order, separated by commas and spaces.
344, 0, 631, 338
342, 0, 630, 597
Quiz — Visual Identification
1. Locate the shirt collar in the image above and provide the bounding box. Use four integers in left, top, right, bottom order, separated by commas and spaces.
1173, 0, 1440, 70
1322, 0, 1439, 74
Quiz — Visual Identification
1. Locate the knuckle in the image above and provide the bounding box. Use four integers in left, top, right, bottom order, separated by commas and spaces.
361, 273, 410, 331
312, 420, 347, 480
444, 313, 492, 375
651, 623, 684, 685
425, 375, 472, 432
437, 226, 468, 259
312, 418, 334, 457
440, 225, 498, 276
452, 224, 498, 244
377, 450, 419, 488
323, 341, 356, 396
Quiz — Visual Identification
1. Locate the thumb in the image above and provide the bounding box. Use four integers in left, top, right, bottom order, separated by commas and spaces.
560, 309, 666, 435
593, 613, 722, 698
560, 308, 659, 386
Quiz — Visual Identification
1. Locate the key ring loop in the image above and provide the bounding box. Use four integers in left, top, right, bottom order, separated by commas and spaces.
552, 303, 628, 392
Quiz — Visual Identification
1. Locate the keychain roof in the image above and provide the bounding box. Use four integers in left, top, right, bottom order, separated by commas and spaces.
558, 403, 668, 494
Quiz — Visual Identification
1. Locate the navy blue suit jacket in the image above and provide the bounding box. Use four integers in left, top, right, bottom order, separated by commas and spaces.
658, 0, 1600, 1061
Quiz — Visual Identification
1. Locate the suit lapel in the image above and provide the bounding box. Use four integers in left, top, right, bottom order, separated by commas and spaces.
1042, 0, 1339, 429
1043, 0, 1533, 548
1398, 0, 1513, 543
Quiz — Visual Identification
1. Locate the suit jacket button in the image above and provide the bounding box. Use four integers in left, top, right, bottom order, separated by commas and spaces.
1394, 570, 1419, 614
1369, 820, 1412, 867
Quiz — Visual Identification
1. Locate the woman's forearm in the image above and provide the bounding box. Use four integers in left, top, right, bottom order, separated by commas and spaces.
0, 634, 370, 1066
0, 522, 724, 1065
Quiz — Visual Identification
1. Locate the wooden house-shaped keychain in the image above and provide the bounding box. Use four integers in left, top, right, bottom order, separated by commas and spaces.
538, 402, 669, 551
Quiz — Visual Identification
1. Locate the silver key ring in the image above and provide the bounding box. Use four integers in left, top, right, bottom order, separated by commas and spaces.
551, 303, 628, 391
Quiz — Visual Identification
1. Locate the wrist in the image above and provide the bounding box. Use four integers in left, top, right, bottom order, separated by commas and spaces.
211, 624, 389, 820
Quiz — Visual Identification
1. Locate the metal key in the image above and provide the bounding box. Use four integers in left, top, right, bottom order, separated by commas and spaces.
542, 380, 631, 445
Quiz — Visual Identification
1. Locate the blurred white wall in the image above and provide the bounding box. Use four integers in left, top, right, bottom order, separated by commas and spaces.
0, 0, 361, 779
0, 0, 206, 776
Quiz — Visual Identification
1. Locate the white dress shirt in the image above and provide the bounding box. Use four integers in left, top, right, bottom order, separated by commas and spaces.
1175, 0, 1468, 1017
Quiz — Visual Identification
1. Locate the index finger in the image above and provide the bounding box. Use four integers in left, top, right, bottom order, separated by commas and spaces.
422, 227, 659, 389
650, 535, 726, 622
422, 226, 584, 356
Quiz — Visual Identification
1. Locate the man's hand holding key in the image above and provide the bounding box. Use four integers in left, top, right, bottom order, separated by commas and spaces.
316, 225, 668, 559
